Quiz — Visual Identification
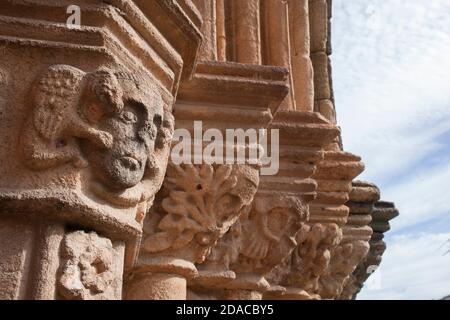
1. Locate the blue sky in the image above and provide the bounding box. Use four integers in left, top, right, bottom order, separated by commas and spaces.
332, 0, 450, 299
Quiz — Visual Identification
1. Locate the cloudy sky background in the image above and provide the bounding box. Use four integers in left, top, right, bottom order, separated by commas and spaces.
332, 0, 450, 299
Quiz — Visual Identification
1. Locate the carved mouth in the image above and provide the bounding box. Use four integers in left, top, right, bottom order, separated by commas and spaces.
119, 156, 141, 170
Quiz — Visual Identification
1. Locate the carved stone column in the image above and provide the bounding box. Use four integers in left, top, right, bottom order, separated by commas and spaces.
340, 200, 399, 299
270, 150, 363, 299
260, 111, 340, 300
310, 0, 336, 124
193, 0, 217, 60
289, 0, 315, 112
0, 0, 201, 300
229, 0, 262, 64
318, 181, 379, 299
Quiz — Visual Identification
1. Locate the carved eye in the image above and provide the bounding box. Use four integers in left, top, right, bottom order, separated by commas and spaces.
121, 110, 137, 123
195, 232, 212, 246
153, 114, 162, 127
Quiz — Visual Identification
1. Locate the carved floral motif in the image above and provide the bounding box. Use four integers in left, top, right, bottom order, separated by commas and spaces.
188, 194, 308, 295
58, 231, 121, 300
142, 164, 259, 263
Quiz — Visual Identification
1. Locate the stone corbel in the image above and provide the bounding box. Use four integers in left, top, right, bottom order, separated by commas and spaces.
189, 193, 309, 300
125, 63, 289, 299
224, 194, 307, 300
260, 112, 341, 300
125, 61, 287, 300
0, 0, 201, 300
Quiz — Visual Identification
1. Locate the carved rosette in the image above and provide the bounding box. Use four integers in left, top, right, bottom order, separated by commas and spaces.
58, 231, 124, 300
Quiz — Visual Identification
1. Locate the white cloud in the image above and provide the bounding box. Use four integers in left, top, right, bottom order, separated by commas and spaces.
358, 232, 450, 300
384, 159, 450, 232
332, 0, 450, 185
332, 0, 450, 232
332, 0, 450, 299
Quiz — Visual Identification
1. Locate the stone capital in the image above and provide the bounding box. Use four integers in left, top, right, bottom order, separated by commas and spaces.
318, 181, 379, 299
0, 0, 201, 299
340, 199, 399, 299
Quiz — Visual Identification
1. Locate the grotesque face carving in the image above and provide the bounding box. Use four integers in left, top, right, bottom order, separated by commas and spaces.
22, 64, 173, 209
79, 69, 164, 191
81, 101, 152, 190
231, 195, 306, 274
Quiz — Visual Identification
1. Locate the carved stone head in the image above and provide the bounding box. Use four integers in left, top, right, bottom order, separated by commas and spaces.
79, 68, 166, 191
21, 65, 174, 208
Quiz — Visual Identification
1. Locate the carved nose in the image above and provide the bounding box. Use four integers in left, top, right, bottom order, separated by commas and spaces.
120, 156, 139, 170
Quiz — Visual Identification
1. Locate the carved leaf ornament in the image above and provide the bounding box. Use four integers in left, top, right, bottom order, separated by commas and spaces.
143, 164, 255, 262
